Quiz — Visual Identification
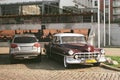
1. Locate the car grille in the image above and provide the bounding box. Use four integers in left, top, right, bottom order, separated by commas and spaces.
74, 52, 99, 59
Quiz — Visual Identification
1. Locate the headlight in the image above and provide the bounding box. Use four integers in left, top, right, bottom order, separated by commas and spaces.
74, 55, 79, 59
88, 47, 91, 52
68, 50, 74, 55
101, 49, 105, 54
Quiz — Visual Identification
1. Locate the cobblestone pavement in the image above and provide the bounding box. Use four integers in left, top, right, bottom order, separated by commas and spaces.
0, 55, 119, 80
0, 42, 120, 80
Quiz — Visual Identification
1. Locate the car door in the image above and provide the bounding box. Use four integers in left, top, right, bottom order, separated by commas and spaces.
51, 36, 63, 61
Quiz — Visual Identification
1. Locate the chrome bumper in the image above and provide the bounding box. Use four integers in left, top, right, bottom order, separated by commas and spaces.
11, 52, 40, 59
66, 55, 106, 64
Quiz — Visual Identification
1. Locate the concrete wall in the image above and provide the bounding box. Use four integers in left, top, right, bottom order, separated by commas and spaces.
0, 23, 120, 47
0, 24, 41, 30
44, 23, 120, 47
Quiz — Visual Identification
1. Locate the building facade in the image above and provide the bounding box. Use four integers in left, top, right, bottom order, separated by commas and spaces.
0, 0, 60, 16
0, 0, 96, 24
113, 0, 120, 21
62, 0, 113, 21
0, 0, 119, 23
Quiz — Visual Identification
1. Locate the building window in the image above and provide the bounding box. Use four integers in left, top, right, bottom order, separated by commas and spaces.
94, 1, 98, 6
105, 0, 109, 6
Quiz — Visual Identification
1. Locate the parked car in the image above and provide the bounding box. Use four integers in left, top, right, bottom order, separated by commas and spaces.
9, 34, 41, 63
45, 33, 106, 68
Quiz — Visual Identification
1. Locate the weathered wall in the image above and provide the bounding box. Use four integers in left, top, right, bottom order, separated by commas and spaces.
0, 23, 120, 47
44, 23, 120, 47
0, 24, 41, 30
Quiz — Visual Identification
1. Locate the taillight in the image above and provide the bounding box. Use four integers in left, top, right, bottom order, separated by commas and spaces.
34, 43, 40, 48
11, 44, 18, 48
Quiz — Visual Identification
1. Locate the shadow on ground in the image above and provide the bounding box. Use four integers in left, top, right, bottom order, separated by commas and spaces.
0, 54, 96, 70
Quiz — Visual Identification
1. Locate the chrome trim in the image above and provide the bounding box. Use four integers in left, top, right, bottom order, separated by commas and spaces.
65, 55, 106, 64
73, 52, 100, 59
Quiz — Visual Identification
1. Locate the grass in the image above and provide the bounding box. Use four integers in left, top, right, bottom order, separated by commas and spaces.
105, 56, 120, 68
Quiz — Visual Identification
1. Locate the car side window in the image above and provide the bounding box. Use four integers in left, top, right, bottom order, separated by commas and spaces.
52, 36, 60, 44
52, 36, 56, 43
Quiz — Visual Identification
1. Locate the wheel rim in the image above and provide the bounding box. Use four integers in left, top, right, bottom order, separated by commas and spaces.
64, 56, 67, 68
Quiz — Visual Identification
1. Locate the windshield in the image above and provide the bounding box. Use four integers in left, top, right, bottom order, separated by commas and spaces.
14, 37, 37, 43
61, 36, 86, 44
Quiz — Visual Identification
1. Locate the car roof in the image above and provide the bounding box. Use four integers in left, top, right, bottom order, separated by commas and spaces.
54, 33, 84, 37
14, 34, 35, 37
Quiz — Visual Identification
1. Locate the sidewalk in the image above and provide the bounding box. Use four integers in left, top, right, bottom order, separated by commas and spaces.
104, 48, 120, 56
0, 47, 9, 54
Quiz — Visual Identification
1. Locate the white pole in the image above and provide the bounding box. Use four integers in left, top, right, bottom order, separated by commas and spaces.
104, 0, 106, 46
98, 0, 100, 48
108, 0, 111, 45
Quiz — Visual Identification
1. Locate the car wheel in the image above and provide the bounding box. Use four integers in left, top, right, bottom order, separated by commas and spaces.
64, 56, 69, 68
93, 62, 100, 66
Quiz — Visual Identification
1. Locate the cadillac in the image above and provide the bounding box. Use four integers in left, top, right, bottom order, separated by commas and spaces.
45, 33, 106, 68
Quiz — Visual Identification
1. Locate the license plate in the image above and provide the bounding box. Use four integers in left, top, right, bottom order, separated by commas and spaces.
21, 47, 32, 50
86, 59, 97, 63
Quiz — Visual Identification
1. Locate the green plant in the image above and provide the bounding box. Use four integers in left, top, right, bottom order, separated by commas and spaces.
106, 56, 120, 68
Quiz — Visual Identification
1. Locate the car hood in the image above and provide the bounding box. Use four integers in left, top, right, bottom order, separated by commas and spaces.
60, 43, 94, 52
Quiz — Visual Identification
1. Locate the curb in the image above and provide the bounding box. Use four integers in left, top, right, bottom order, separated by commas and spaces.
101, 63, 120, 71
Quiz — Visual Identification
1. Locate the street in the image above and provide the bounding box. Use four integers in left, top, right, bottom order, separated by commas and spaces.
0, 54, 119, 80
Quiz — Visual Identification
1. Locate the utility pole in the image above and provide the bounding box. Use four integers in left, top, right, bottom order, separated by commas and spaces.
98, 0, 100, 48
104, 0, 106, 46
108, 0, 111, 45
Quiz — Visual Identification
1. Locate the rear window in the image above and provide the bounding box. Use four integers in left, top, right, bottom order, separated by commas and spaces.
13, 37, 37, 43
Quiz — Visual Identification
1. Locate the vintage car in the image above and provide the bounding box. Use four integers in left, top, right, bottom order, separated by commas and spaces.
45, 33, 106, 68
